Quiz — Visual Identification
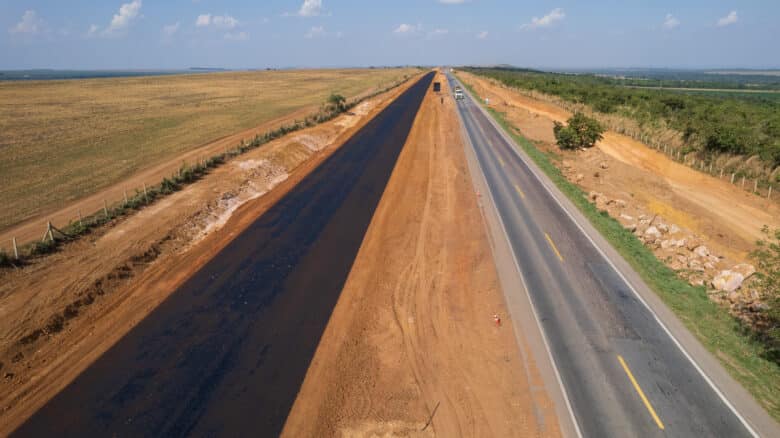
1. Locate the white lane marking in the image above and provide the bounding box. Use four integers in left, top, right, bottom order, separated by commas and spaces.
451, 80, 585, 438
455, 74, 759, 438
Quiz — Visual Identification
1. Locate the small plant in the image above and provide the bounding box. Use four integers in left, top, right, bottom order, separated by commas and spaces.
30, 239, 58, 256
160, 177, 179, 194
751, 226, 780, 361
327, 93, 347, 113
0, 250, 12, 267
553, 112, 605, 150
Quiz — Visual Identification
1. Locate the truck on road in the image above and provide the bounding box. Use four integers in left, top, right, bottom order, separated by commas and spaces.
454, 86, 464, 100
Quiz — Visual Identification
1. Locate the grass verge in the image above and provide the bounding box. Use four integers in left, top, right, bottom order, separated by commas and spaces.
458, 78, 780, 421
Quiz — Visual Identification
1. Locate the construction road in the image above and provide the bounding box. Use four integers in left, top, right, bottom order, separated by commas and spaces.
12, 72, 435, 437
446, 71, 771, 437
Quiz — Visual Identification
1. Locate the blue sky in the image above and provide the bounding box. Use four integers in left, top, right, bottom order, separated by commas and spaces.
1, 0, 778, 70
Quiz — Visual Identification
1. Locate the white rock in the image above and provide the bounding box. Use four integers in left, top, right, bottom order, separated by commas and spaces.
660, 239, 673, 250
693, 245, 710, 258
712, 270, 745, 292
644, 226, 661, 238
575, 173, 584, 183
599, 161, 609, 169
620, 213, 634, 221
669, 224, 681, 234
657, 223, 669, 233
614, 199, 627, 208
732, 263, 756, 279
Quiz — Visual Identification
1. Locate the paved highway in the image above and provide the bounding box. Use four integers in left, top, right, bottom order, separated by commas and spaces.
447, 72, 759, 437
13, 72, 435, 437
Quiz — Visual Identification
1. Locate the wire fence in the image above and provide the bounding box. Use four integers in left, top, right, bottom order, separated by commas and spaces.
499, 84, 777, 202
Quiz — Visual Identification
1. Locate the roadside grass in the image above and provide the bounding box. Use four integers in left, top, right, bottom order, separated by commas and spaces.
458, 78, 780, 420
0, 68, 418, 230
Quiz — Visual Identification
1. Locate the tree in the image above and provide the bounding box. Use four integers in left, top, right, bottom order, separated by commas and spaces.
553, 112, 605, 150
327, 93, 347, 113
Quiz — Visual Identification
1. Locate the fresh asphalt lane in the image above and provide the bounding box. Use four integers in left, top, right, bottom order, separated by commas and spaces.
14, 72, 435, 438
446, 73, 753, 437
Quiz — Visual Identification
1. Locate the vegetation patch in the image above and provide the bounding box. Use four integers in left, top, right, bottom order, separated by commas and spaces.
458, 76, 780, 420
466, 67, 780, 168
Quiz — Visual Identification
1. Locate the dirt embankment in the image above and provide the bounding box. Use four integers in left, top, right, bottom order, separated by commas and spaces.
281, 72, 560, 437
0, 75, 422, 436
459, 71, 780, 315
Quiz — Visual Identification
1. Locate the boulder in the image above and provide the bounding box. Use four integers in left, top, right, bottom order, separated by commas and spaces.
614, 199, 628, 208
656, 223, 669, 234
599, 161, 609, 169
619, 213, 634, 221
693, 245, 710, 258
669, 224, 681, 234
732, 263, 756, 279
711, 270, 745, 292
660, 239, 673, 250
644, 226, 661, 239
574, 173, 584, 183
688, 259, 704, 272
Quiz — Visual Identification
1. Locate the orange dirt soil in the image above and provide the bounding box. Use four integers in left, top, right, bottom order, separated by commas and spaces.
0, 75, 422, 436
459, 71, 780, 262
280, 72, 559, 437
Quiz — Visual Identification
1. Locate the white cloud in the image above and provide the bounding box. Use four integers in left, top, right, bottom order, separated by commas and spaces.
196, 14, 211, 27
163, 22, 180, 36
476, 30, 488, 39
9, 10, 43, 35
87, 24, 100, 37
717, 11, 738, 27
394, 23, 420, 35
196, 14, 239, 29
662, 13, 680, 29
105, 0, 143, 35
224, 31, 249, 41
299, 0, 323, 17
521, 8, 565, 30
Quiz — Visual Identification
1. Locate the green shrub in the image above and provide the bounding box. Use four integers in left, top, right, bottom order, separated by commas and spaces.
752, 227, 780, 361
553, 112, 605, 150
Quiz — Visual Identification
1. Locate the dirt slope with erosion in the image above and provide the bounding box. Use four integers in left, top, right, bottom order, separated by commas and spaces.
0, 75, 422, 436
281, 72, 560, 437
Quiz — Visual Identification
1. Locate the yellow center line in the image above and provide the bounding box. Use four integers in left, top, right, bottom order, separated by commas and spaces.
617, 355, 666, 430
514, 184, 526, 200
544, 233, 564, 262
498, 156, 505, 167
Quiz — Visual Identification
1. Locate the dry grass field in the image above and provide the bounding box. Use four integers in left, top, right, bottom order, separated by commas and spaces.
0, 68, 417, 230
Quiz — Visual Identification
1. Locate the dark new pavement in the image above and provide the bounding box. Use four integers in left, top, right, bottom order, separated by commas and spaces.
13, 72, 435, 437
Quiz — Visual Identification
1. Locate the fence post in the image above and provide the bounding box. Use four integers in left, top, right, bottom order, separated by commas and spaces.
731, 173, 736, 184
720, 169, 724, 178
769, 186, 773, 200
103, 200, 109, 218
78, 210, 83, 227
754, 180, 758, 193
12, 237, 18, 260
124, 189, 129, 206
741, 176, 746, 189
143, 183, 149, 203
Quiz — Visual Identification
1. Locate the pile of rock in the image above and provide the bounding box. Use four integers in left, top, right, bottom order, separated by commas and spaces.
583, 191, 763, 313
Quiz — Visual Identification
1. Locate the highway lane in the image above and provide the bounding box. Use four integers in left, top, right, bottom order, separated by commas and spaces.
13, 72, 435, 438
446, 72, 755, 437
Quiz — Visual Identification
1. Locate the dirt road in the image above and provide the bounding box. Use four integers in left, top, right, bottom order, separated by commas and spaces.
460, 72, 780, 261
281, 72, 559, 437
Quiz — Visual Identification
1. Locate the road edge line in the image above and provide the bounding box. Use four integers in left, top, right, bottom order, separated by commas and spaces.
451, 81, 584, 438
458, 74, 762, 438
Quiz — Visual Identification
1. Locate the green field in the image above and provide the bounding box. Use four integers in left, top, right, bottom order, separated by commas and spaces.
0, 68, 417, 230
